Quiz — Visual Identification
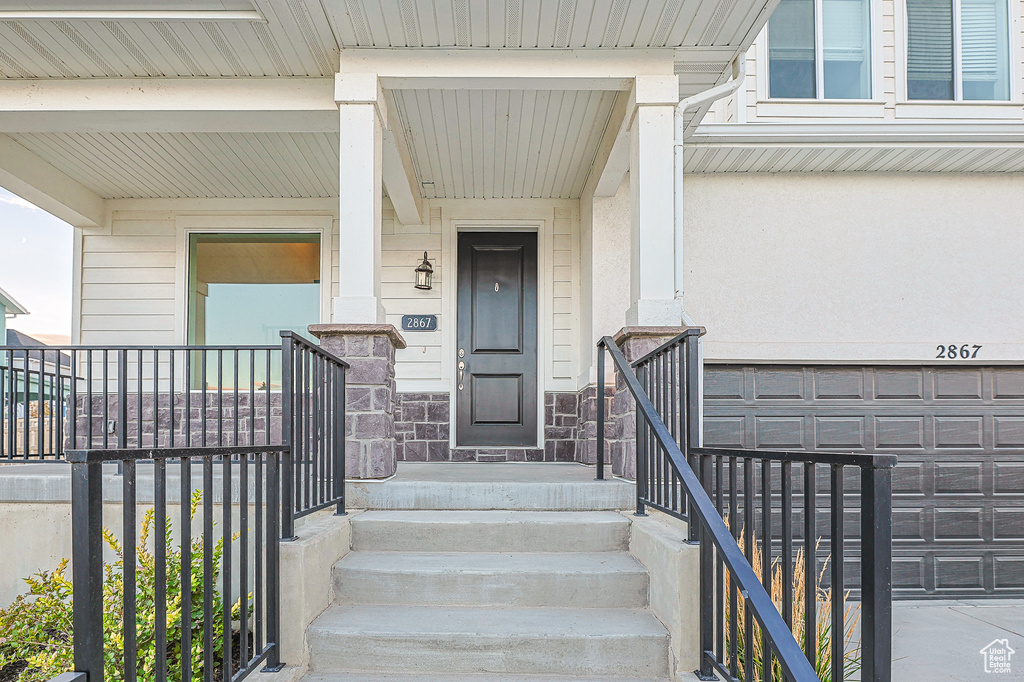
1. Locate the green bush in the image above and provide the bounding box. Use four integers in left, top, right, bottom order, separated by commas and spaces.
0, 491, 246, 682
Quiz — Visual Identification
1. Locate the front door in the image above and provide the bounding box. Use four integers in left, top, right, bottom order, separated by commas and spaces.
456, 232, 538, 447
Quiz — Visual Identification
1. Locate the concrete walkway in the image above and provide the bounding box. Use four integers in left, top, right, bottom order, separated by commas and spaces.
894, 600, 1024, 680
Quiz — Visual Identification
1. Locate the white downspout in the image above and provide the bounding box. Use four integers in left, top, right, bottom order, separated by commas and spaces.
673, 57, 747, 301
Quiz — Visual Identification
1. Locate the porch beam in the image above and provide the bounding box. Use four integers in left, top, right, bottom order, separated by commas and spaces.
592, 86, 634, 198
340, 49, 676, 90
0, 78, 336, 133
0, 134, 106, 227
381, 93, 425, 227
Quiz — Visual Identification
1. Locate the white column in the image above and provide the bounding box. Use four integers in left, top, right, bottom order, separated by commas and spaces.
626, 75, 681, 327
334, 73, 386, 324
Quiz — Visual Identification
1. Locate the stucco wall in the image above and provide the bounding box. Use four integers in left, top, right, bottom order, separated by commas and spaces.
683, 173, 1024, 363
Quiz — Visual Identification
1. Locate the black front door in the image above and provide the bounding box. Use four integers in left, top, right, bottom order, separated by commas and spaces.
456, 232, 538, 447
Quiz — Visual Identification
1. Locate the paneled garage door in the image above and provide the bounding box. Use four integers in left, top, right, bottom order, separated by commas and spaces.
703, 365, 1024, 598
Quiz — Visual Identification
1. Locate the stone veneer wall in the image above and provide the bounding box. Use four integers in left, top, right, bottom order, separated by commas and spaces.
394, 393, 450, 462
394, 390, 589, 463
544, 391, 579, 462
575, 384, 614, 467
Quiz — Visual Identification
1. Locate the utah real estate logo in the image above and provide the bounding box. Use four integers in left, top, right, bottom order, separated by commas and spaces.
980, 639, 1015, 674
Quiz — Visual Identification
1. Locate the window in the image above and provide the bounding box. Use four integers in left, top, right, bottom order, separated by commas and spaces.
188, 233, 320, 346
768, 0, 873, 99
187, 233, 320, 387
907, 0, 1009, 100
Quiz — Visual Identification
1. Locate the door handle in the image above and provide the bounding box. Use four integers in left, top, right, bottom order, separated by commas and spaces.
458, 361, 465, 391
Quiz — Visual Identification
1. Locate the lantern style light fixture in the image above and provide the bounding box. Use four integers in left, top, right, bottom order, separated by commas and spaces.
414, 251, 434, 290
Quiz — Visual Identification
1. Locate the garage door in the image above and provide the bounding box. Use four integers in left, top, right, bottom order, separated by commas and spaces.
703, 364, 1024, 598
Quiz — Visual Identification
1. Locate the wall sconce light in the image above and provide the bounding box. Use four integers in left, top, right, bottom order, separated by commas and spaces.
415, 252, 434, 290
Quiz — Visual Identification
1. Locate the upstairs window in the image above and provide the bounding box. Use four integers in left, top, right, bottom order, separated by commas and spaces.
768, 0, 873, 99
907, 0, 1009, 100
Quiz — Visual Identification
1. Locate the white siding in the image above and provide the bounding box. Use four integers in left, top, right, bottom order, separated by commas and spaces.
77, 206, 338, 345
77, 199, 584, 393
382, 206, 444, 383
79, 214, 178, 345
551, 206, 578, 382
702, 0, 1024, 125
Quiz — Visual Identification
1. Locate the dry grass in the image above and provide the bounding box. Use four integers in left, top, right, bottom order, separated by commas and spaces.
723, 525, 862, 682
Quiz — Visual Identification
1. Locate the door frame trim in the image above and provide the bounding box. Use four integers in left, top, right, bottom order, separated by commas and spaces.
445, 219, 546, 449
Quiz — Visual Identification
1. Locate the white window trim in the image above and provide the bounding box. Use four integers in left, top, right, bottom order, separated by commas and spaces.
761, 0, 880, 105
756, 0, 884, 117
896, 0, 1019, 105
172, 214, 334, 346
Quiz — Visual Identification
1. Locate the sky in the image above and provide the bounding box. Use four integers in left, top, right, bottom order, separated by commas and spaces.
0, 187, 74, 343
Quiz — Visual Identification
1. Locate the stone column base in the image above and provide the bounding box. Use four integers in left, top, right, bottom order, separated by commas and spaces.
309, 324, 407, 479
608, 326, 704, 479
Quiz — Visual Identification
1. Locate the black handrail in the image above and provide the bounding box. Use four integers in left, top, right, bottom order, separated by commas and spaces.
599, 335, 820, 681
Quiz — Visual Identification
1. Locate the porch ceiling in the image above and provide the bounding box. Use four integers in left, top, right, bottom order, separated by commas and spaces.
0, 0, 768, 79
9, 131, 340, 198
393, 89, 621, 200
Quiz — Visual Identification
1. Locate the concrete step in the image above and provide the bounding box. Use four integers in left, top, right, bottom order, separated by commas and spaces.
306, 605, 671, 677
351, 511, 630, 553
301, 674, 671, 682
346, 463, 633, 511
333, 551, 649, 608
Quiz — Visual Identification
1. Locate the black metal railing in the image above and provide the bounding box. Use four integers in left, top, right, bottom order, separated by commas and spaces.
68, 444, 286, 682
597, 333, 895, 682
1, 349, 73, 459
0, 338, 348, 519
7, 335, 348, 682
280, 332, 347, 537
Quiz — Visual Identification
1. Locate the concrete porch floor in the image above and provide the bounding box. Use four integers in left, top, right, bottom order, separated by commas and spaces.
0, 461, 635, 511
347, 462, 635, 511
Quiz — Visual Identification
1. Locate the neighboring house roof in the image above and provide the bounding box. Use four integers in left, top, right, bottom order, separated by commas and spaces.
5, 329, 72, 367
0, 285, 28, 316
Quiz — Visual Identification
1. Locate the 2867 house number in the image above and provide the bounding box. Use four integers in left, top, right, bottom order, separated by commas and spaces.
936, 344, 982, 359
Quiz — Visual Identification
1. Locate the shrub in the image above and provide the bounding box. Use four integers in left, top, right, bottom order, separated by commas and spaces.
725, 530, 862, 682
0, 491, 246, 682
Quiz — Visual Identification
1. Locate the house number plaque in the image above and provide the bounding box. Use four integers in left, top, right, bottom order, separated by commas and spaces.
402, 315, 437, 331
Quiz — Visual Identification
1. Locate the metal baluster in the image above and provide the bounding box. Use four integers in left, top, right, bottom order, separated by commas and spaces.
264, 449, 283, 672
222, 450, 233, 682
136, 350, 143, 448
698, 450, 714, 680
831, 464, 845, 682
203, 448, 214, 682
36, 351, 44, 457
71, 457, 104, 681
761, 458, 772, 681
635, 364, 647, 517
804, 461, 817, 667
181, 448, 192, 679
240, 360, 251, 667
123, 457, 137, 682
281, 336, 295, 539
234, 351, 240, 447
336, 362, 347, 515
782, 460, 794, 630
861, 463, 893, 682
596, 343, 605, 480
743, 456, 754, 680
729, 455, 738, 675
218, 350, 224, 447
154, 452, 167, 682
715, 453, 725, 663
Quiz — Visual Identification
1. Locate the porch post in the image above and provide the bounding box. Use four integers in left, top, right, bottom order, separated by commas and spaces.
627, 75, 681, 327
335, 73, 386, 324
